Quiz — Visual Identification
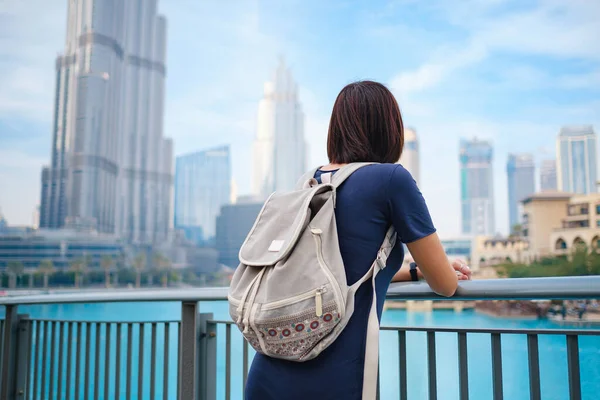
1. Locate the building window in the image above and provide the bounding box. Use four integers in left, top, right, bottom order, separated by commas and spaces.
597, 220, 600, 228
596, 204, 600, 214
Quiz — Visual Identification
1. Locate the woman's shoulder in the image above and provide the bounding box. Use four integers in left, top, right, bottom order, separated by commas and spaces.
353, 163, 416, 186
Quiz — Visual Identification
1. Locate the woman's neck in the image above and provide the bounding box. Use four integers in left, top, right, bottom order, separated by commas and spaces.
320, 163, 347, 171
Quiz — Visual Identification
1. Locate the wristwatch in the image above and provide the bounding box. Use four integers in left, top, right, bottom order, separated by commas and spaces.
409, 262, 419, 281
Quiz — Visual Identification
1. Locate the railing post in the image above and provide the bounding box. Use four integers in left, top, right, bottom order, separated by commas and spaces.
197, 314, 216, 400
14, 316, 31, 400
1, 306, 30, 400
179, 302, 199, 400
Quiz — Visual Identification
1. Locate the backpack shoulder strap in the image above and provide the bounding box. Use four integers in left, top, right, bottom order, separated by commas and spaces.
295, 162, 376, 190
295, 166, 320, 190
330, 162, 375, 188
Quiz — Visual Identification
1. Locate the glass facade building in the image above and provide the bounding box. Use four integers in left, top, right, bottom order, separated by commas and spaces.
174, 146, 231, 245
540, 159, 557, 191
557, 126, 597, 195
216, 198, 263, 268
507, 154, 535, 231
460, 139, 495, 236
0, 229, 124, 270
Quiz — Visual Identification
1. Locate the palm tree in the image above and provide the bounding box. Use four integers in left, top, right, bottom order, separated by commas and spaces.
70, 258, 87, 288
38, 259, 55, 289
153, 253, 171, 288
100, 255, 114, 288
7, 261, 24, 289
133, 254, 146, 288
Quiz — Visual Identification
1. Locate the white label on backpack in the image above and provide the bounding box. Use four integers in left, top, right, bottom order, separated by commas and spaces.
268, 240, 284, 252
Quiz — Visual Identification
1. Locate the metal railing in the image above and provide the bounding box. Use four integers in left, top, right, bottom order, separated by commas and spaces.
1, 276, 599, 400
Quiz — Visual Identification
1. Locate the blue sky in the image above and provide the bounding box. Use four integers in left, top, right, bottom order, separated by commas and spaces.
1, 0, 599, 236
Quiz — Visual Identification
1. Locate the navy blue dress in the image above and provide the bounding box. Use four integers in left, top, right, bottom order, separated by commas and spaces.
245, 164, 436, 399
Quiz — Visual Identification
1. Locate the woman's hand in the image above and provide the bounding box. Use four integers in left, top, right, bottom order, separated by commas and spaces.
451, 259, 472, 281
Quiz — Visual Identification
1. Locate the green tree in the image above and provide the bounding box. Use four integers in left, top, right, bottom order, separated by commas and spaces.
100, 255, 114, 288
70, 258, 87, 288
7, 261, 24, 289
153, 253, 172, 288
494, 249, 600, 278
133, 254, 146, 288
38, 259, 55, 289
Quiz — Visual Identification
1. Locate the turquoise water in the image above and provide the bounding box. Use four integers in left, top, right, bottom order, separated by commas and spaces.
3, 302, 599, 400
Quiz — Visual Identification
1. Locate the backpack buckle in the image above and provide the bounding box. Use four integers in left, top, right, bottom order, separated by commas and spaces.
376, 250, 387, 269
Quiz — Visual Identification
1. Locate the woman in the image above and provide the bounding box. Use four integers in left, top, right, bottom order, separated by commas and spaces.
245, 80, 471, 399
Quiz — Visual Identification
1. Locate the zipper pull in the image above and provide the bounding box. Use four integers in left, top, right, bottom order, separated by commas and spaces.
315, 289, 323, 317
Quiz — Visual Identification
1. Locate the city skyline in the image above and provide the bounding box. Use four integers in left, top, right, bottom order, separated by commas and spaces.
1, 1, 599, 237
37, 0, 172, 244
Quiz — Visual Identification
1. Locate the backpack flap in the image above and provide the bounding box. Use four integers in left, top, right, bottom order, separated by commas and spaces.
239, 185, 333, 267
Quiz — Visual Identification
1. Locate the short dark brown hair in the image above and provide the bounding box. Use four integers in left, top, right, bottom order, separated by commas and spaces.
327, 81, 404, 164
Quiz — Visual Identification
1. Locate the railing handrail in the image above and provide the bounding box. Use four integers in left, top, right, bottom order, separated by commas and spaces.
1, 276, 599, 306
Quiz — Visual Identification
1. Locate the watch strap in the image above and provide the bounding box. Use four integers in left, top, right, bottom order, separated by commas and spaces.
409, 262, 419, 281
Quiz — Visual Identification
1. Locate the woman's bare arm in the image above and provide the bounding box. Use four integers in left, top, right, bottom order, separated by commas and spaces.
397, 233, 458, 297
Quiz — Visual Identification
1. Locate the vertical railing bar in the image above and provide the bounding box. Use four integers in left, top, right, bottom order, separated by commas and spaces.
49, 321, 56, 400
150, 323, 157, 400
126, 323, 132, 400
491, 333, 504, 400
116, 323, 122, 400
94, 323, 101, 400
427, 331, 437, 400
138, 324, 145, 400
226, 323, 231, 400
57, 322, 65, 399
75, 322, 82, 400
66, 323, 73, 400
398, 331, 407, 400
527, 334, 541, 400
26, 320, 34, 400
176, 322, 181, 399
33, 320, 41, 400
41, 321, 48, 400
376, 358, 381, 400
242, 339, 249, 396
163, 323, 169, 400
566, 335, 581, 400
458, 332, 469, 400
104, 323, 111, 400
84, 323, 91, 400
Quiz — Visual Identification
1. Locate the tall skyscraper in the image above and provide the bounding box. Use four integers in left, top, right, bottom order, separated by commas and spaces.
459, 139, 495, 236
506, 154, 535, 231
398, 127, 420, 185
39, 0, 172, 244
253, 58, 306, 198
174, 146, 231, 245
556, 125, 597, 194
540, 159, 557, 191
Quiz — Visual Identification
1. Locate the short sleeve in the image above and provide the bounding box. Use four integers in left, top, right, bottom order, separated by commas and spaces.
387, 165, 436, 243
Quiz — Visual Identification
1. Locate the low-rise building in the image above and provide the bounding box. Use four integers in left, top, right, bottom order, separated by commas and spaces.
550, 193, 600, 256
470, 236, 529, 270
521, 192, 571, 262
0, 228, 125, 270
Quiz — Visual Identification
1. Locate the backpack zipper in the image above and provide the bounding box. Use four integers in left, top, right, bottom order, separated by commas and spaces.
311, 228, 346, 318
229, 286, 327, 312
